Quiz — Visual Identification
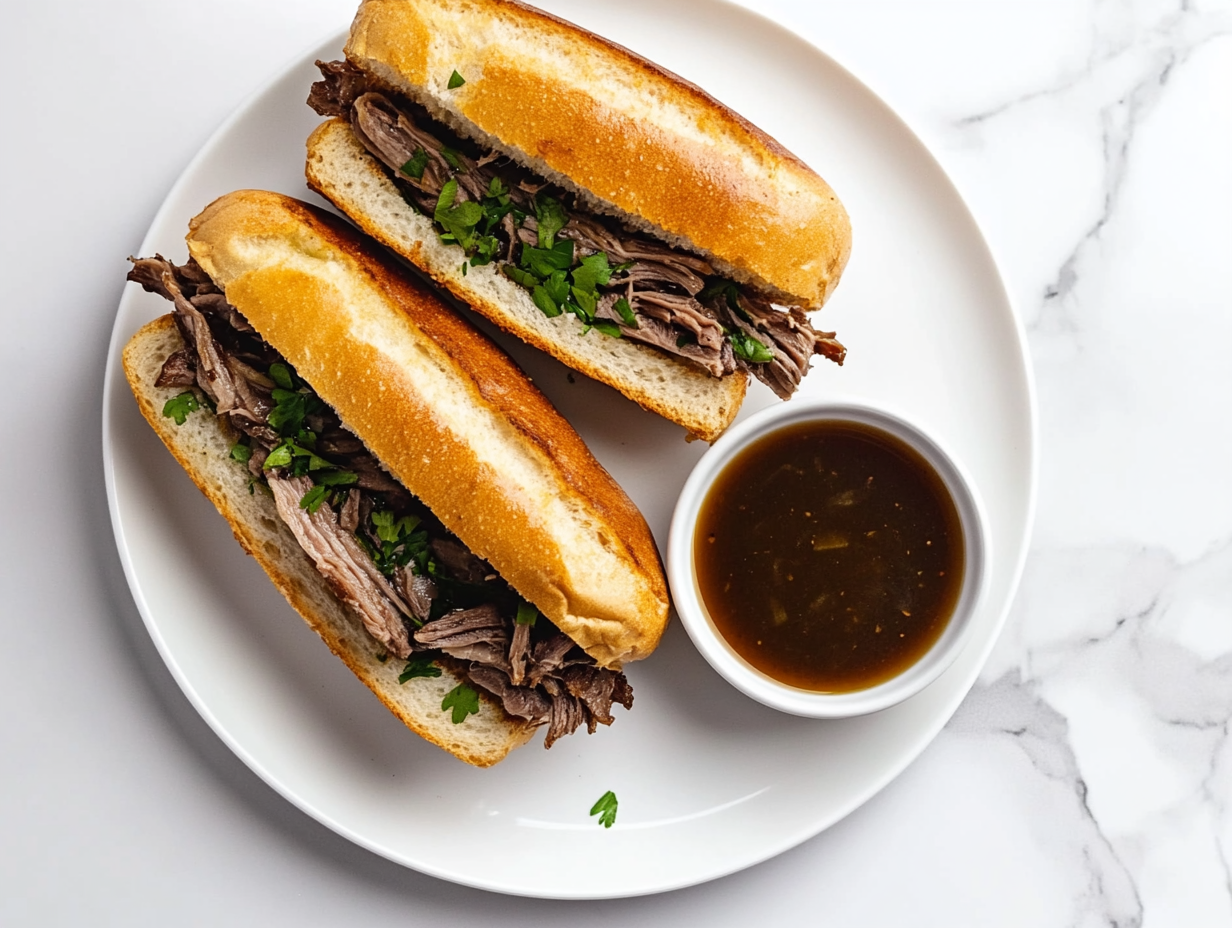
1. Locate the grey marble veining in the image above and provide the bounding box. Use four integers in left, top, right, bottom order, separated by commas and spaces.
892, 0, 1232, 922
952, 674, 1144, 927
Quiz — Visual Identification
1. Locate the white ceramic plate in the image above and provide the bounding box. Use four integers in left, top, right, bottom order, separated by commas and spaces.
103, 0, 1035, 899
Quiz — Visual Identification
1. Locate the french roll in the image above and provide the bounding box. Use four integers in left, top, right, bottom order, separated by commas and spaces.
124, 189, 669, 765
305, 0, 851, 442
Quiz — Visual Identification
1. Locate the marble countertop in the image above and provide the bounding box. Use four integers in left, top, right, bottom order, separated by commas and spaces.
3, 0, 1229, 923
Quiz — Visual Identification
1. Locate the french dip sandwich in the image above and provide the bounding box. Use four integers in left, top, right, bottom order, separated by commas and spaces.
305, 0, 851, 442
124, 190, 669, 767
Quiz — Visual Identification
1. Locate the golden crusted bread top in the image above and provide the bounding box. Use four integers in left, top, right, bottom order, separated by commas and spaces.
185, 190, 670, 664
345, 0, 852, 308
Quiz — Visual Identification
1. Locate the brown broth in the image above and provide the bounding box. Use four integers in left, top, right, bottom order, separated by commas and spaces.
694, 420, 965, 693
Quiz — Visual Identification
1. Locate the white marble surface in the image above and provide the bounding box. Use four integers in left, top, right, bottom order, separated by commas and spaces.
2, 0, 1229, 923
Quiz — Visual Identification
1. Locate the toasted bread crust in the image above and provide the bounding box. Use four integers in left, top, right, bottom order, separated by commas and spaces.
123, 316, 535, 766
305, 117, 747, 442
344, 0, 852, 308
184, 190, 669, 665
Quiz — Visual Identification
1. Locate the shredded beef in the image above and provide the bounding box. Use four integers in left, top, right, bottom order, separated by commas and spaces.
154, 349, 196, 387
526, 633, 582, 688
130, 255, 241, 415
468, 666, 551, 724
508, 621, 532, 686
128, 253, 635, 748
429, 538, 491, 583
396, 566, 436, 623
610, 673, 635, 711
308, 60, 843, 396
306, 58, 369, 118
541, 677, 587, 747
269, 475, 416, 657
414, 604, 508, 649
339, 488, 361, 533
562, 664, 618, 730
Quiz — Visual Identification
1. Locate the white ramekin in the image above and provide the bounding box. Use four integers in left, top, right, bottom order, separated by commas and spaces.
667, 399, 991, 718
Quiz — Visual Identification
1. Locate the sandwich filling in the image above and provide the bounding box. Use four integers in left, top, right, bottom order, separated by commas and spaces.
129, 255, 632, 748
309, 60, 845, 400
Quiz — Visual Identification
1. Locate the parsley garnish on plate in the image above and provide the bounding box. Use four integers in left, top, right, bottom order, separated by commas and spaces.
447, 69, 466, 89
442, 683, 480, 723
162, 391, 200, 425
590, 790, 618, 828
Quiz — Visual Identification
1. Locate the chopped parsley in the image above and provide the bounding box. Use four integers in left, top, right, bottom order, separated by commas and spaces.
503, 212, 640, 333
519, 239, 575, 278
729, 331, 774, 363
515, 601, 539, 626
485, 176, 509, 201
162, 391, 200, 425
315, 469, 359, 487
533, 194, 568, 249
297, 470, 358, 514
263, 437, 332, 475
531, 285, 562, 318
590, 791, 618, 828
442, 683, 480, 723
503, 265, 538, 289
612, 297, 637, 328
400, 148, 429, 180
701, 279, 744, 317
399, 652, 443, 683
267, 362, 295, 390
359, 508, 430, 579
229, 440, 252, 463
266, 383, 325, 438
298, 484, 330, 514
571, 251, 616, 294
256, 360, 368, 510
447, 69, 466, 89
373, 509, 419, 543
591, 320, 622, 338
434, 179, 484, 251
409, 159, 780, 364
440, 145, 465, 173
469, 234, 500, 267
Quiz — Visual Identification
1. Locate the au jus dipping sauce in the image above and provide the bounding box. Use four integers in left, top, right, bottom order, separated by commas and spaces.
694, 420, 965, 693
